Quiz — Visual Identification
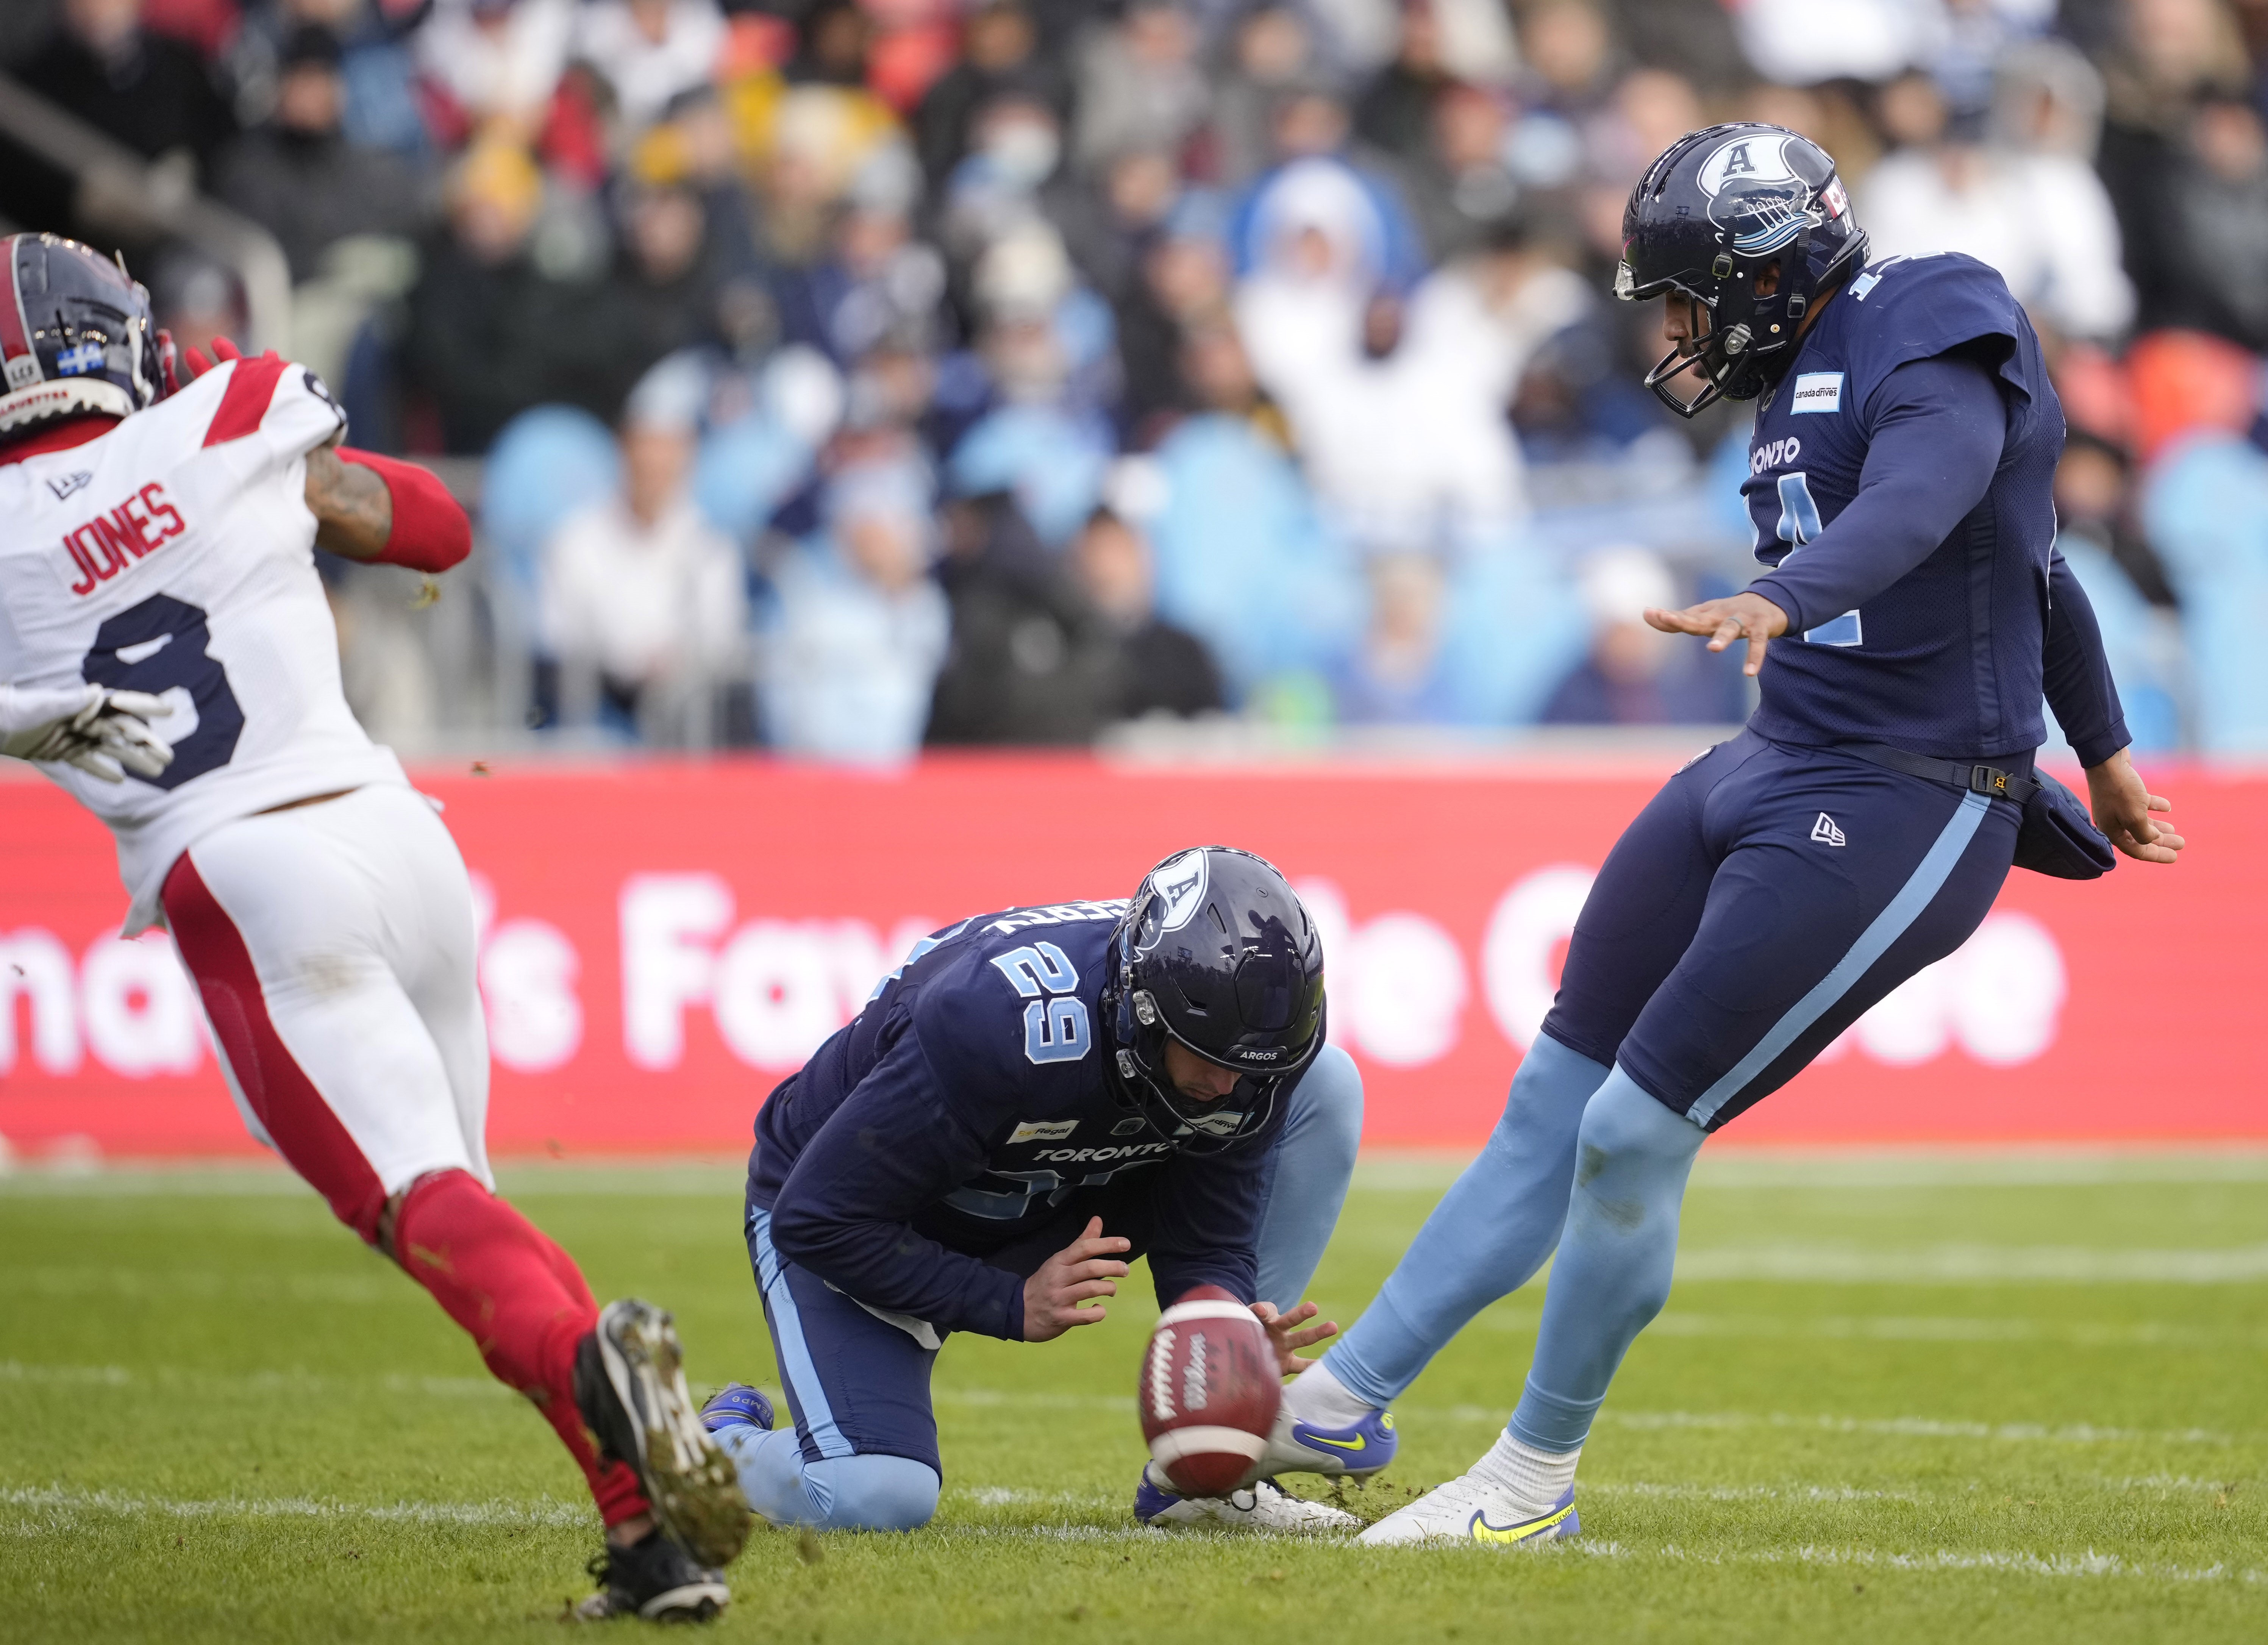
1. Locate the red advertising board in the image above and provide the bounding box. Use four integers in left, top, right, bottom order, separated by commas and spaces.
4, 753, 2262, 1158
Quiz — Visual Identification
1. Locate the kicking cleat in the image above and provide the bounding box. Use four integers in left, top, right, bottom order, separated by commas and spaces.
1356, 1478, 1578, 1547
1134, 1465, 1360, 1533
577, 1529, 730, 1622
1242, 1403, 1399, 1485
699, 1383, 775, 1435
575, 1298, 754, 1571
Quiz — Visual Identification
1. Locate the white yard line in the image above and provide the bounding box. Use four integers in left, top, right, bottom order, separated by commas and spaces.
1355, 1149, 2268, 1192
1583, 1408, 2238, 1447
922, 1387, 2247, 1448
1670, 1243, 2268, 1284
1485, 1311, 2268, 1348
0, 1265, 413, 1306
13, 1483, 2254, 1584
0, 1484, 591, 1528
0, 1359, 508, 1401
6, 1362, 2242, 1452
1563, 1539, 2268, 1586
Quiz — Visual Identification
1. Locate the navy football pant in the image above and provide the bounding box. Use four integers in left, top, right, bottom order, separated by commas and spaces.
722, 1044, 1365, 1529
1325, 730, 2019, 1416
1550, 728, 2020, 1126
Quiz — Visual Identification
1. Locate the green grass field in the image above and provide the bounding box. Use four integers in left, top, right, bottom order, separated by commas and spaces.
4, 1150, 2265, 1643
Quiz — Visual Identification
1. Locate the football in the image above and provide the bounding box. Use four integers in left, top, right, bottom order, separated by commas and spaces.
1136, 1285, 1281, 1497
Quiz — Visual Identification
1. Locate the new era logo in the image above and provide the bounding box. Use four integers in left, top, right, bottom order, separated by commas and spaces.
1811, 813, 1846, 847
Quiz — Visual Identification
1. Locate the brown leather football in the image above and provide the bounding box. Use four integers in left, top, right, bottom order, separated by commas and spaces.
1137, 1285, 1281, 1496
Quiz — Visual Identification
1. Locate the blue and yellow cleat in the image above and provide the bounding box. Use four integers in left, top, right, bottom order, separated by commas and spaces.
1356, 1479, 1578, 1547
1245, 1403, 1400, 1484
699, 1382, 775, 1436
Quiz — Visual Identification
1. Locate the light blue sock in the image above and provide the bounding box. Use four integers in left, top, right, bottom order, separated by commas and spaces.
1508, 1066, 1705, 1453
1254, 1043, 1364, 1311
714, 1424, 940, 1532
1322, 1034, 1610, 1408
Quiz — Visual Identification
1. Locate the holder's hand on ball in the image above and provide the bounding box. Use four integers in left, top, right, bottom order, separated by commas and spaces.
1023, 1216, 1129, 1341
1250, 1300, 1337, 1376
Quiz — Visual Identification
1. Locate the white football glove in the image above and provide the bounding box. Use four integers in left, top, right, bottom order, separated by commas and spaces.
0, 682, 175, 783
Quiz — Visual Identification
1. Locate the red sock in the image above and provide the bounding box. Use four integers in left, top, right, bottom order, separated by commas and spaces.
392, 1169, 649, 1527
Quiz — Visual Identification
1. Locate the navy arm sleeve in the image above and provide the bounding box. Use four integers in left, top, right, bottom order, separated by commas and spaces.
1141, 1142, 1271, 1309
2042, 549, 2131, 767
766, 1030, 1027, 1342
1749, 353, 2007, 633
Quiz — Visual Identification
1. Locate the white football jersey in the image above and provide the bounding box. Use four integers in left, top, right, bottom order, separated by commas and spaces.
0, 357, 407, 933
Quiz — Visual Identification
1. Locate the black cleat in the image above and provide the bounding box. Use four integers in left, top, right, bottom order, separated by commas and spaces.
575, 1299, 754, 1570
576, 1530, 730, 1622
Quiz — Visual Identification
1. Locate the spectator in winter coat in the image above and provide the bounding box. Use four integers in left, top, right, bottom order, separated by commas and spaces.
1073, 0, 1210, 175
24, 0, 238, 177
215, 24, 428, 281
925, 492, 1116, 745
1073, 507, 1226, 722
573, 0, 725, 135
538, 387, 750, 742
405, 139, 566, 452
914, 3, 1067, 192
764, 464, 952, 762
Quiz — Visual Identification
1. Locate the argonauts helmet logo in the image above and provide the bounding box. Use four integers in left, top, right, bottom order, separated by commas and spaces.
1697, 133, 1819, 258
1142, 849, 1210, 945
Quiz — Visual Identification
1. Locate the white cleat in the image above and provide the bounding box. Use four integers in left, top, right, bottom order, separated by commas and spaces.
1356, 1475, 1578, 1547
1136, 1467, 1360, 1533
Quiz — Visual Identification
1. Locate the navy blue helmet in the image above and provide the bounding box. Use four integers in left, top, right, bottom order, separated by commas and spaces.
0, 234, 169, 441
1615, 124, 1868, 417
1103, 846, 1327, 1150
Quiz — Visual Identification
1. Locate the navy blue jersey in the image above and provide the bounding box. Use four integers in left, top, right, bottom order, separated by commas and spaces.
749, 900, 1287, 1342
1739, 252, 2118, 762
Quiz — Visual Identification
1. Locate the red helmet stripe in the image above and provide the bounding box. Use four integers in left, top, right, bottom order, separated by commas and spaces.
0, 238, 34, 370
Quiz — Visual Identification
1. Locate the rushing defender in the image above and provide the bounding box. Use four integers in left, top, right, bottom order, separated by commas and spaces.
0, 235, 748, 1618
1267, 126, 2185, 1547
701, 847, 1396, 1532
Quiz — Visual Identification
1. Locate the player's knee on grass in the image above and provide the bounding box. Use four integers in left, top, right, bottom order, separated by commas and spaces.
720, 1425, 940, 1531
804, 1454, 940, 1532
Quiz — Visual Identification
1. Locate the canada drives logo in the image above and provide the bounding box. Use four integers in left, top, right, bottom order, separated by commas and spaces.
1790, 372, 1844, 414
1697, 133, 1818, 257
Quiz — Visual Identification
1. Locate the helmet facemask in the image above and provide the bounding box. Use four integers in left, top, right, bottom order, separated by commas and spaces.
1100, 846, 1327, 1156
1102, 926, 1314, 1154
1629, 233, 1812, 418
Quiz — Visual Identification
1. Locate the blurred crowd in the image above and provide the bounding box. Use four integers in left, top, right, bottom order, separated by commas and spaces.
5, 0, 2266, 757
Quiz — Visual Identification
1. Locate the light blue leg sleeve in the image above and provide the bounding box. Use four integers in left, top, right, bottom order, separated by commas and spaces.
1508, 1066, 1705, 1453
1322, 1034, 1610, 1408
714, 1425, 941, 1532
1254, 1043, 1364, 1312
